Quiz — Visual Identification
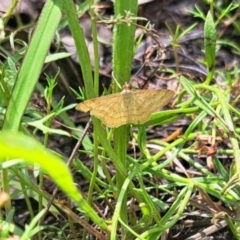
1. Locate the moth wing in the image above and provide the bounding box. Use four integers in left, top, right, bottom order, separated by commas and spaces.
76, 94, 117, 112
126, 89, 174, 124
90, 94, 128, 127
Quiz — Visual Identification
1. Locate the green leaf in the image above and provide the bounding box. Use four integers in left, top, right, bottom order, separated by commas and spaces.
204, 11, 216, 71
0, 132, 108, 231
3, 0, 62, 131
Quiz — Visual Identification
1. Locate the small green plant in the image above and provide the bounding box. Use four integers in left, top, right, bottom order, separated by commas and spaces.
1, 0, 240, 239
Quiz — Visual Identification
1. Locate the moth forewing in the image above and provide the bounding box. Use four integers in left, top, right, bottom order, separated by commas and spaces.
76, 87, 175, 128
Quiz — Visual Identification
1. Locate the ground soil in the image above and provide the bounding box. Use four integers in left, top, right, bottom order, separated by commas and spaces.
1, 0, 239, 239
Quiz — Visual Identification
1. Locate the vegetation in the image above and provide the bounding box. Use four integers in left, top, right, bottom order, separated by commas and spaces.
0, 0, 240, 239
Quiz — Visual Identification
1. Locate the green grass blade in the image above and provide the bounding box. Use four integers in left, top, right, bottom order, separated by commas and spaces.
112, 0, 138, 89
111, 1, 138, 236
204, 11, 216, 84
204, 11, 216, 70
3, 0, 62, 131
0, 132, 109, 232
180, 76, 229, 132
61, 0, 94, 99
